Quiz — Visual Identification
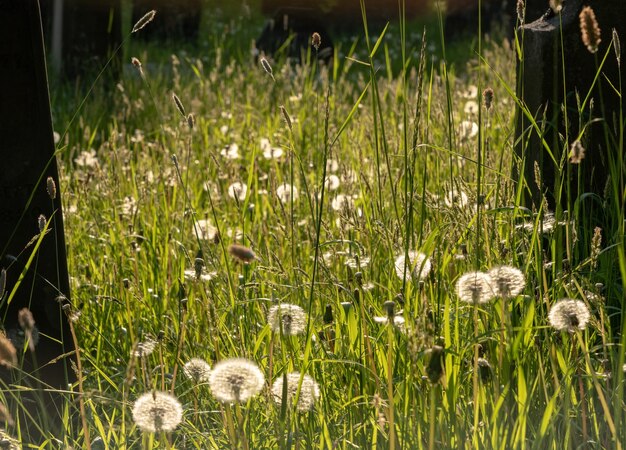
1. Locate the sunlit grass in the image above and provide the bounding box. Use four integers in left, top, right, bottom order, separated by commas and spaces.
2, 4, 624, 449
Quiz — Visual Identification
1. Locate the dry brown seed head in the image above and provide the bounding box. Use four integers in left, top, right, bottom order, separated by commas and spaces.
580, 6, 601, 54
0, 269, 5, 299
18, 308, 34, 332
312, 32, 321, 50
0, 335, 16, 368
482, 87, 494, 111
569, 140, 585, 164
228, 244, 257, 263
516, 0, 525, 23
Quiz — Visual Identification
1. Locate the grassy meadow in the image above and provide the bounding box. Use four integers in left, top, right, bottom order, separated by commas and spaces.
3, 2, 626, 448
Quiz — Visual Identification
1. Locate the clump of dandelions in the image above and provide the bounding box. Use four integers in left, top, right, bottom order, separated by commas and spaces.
132, 391, 183, 433
394, 250, 432, 281
456, 271, 496, 304
271, 372, 320, 412
183, 358, 212, 384
488, 266, 526, 298
548, 299, 591, 332
267, 303, 307, 336
209, 358, 265, 403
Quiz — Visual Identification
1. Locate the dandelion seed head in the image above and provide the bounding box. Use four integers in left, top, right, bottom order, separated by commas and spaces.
548, 299, 590, 332
373, 315, 406, 330
444, 189, 469, 208
132, 391, 183, 433
394, 251, 432, 281
227, 182, 248, 201
464, 100, 479, 116
488, 266, 525, 298
267, 303, 307, 336
209, 358, 265, 403
549, 0, 562, 14
271, 372, 320, 411
183, 358, 211, 383
276, 183, 299, 203
220, 143, 240, 160
456, 271, 496, 304
331, 194, 354, 211
132, 337, 157, 358
325, 175, 341, 191
458, 120, 478, 140
460, 85, 478, 99
195, 219, 218, 241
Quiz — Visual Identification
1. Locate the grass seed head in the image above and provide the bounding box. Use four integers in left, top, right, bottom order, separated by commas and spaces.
271, 372, 320, 412
590, 227, 602, 271
172, 93, 186, 117
279, 105, 293, 131
569, 140, 585, 164
37, 214, 46, 233
260, 57, 275, 81
267, 303, 307, 336
613, 28, 621, 66
426, 345, 445, 383
228, 244, 256, 263
132, 391, 183, 433
516, 0, 525, 23
549, 0, 562, 14
482, 87, 494, 111
580, 6, 601, 54
132, 10, 157, 33
0, 334, 16, 368
456, 271, 496, 304
311, 32, 321, 51
548, 299, 590, 332
46, 176, 56, 200
0, 268, 5, 299
209, 358, 265, 403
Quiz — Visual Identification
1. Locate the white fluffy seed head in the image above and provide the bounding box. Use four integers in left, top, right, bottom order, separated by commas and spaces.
271, 372, 320, 412
183, 358, 211, 384
456, 271, 496, 304
548, 299, 590, 332
488, 266, 526, 298
209, 358, 265, 403
267, 303, 307, 336
394, 251, 432, 281
132, 391, 183, 433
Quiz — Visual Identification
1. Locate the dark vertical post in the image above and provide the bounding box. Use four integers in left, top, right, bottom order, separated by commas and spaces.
0, 0, 75, 442
515, 0, 625, 209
